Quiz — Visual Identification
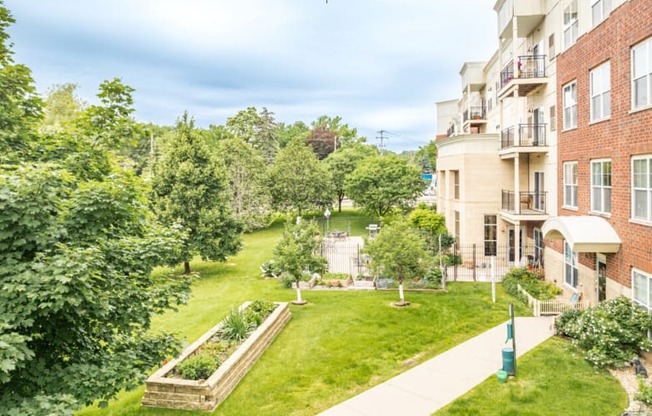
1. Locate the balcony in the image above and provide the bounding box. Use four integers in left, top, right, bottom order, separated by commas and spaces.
501, 190, 548, 220
498, 55, 547, 99
500, 124, 546, 148
495, 0, 545, 40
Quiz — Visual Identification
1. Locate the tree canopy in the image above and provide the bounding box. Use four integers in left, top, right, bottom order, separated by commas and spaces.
151, 112, 242, 274
215, 138, 272, 231
226, 106, 278, 163
345, 154, 426, 218
323, 143, 378, 212
268, 139, 333, 215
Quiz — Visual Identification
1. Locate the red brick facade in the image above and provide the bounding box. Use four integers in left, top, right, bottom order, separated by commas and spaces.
555, 0, 652, 288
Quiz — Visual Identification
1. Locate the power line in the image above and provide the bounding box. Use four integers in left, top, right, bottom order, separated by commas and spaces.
376, 130, 388, 154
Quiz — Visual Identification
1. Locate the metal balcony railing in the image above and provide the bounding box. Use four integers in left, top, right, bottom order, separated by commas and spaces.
502, 190, 547, 214
500, 55, 547, 89
463, 105, 486, 123
501, 124, 547, 149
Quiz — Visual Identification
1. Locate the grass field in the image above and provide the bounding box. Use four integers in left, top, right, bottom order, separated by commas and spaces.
77, 210, 625, 416
435, 337, 628, 416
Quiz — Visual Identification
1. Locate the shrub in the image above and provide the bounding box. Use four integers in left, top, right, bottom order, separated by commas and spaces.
636, 379, 652, 405
249, 300, 276, 318
423, 268, 442, 288
555, 297, 652, 368
260, 260, 280, 278
221, 309, 256, 342
177, 351, 220, 380
502, 267, 560, 301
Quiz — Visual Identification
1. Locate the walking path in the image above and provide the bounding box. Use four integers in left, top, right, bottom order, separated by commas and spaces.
319, 316, 555, 416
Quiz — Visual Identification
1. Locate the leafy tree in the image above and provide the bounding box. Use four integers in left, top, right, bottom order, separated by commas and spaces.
0, 1, 42, 160
305, 125, 338, 160
310, 115, 365, 146
365, 221, 433, 305
226, 106, 278, 163
215, 138, 272, 231
276, 121, 310, 148
346, 154, 426, 218
268, 139, 334, 216
415, 141, 437, 173
272, 220, 327, 304
40, 83, 85, 134
0, 164, 191, 414
151, 112, 242, 274
324, 143, 377, 212
73, 78, 142, 151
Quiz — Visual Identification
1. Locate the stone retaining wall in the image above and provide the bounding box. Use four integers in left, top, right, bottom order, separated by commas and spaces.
142, 302, 291, 412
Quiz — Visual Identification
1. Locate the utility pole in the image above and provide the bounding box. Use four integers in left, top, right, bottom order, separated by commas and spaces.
376, 130, 388, 155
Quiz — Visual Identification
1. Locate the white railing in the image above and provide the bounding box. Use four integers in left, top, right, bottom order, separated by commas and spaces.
516, 284, 589, 316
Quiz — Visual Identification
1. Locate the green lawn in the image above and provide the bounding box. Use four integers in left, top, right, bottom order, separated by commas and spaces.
434, 337, 628, 416
77, 211, 624, 416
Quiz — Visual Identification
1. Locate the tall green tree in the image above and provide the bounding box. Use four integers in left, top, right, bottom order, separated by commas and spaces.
226, 106, 278, 163
415, 141, 437, 173
215, 138, 272, 231
151, 112, 242, 274
268, 139, 333, 216
345, 154, 426, 218
276, 121, 309, 148
0, 1, 42, 160
310, 115, 365, 146
272, 220, 327, 304
324, 143, 378, 212
365, 221, 433, 305
40, 83, 85, 134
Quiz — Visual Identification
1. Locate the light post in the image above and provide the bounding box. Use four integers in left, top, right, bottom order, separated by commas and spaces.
324, 208, 331, 236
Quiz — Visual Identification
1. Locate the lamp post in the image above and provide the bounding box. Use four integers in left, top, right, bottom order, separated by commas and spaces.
324, 208, 331, 235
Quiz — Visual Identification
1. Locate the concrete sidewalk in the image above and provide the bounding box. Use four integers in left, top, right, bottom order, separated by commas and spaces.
319, 316, 554, 416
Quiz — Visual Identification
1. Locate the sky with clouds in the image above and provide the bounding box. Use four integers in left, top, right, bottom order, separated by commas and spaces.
5, 0, 498, 151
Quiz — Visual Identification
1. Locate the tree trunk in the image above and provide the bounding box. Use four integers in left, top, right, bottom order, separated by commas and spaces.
338, 195, 343, 212
184, 261, 191, 275
398, 282, 405, 303
296, 286, 303, 303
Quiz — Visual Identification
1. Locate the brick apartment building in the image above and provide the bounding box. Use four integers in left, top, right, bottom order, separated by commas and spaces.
542, 0, 652, 306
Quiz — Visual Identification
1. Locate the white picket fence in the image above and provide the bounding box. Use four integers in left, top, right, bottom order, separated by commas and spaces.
516, 284, 589, 316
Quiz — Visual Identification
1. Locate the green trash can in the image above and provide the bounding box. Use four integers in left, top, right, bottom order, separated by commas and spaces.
496, 370, 508, 383
502, 347, 515, 375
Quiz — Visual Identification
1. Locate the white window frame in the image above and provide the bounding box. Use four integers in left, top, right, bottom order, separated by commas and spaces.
591, 159, 612, 214
632, 155, 652, 223
632, 37, 652, 110
563, 0, 579, 50
590, 61, 611, 122
633, 268, 652, 313
564, 241, 578, 289
591, 0, 612, 28
563, 81, 578, 130
563, 161, 578, 209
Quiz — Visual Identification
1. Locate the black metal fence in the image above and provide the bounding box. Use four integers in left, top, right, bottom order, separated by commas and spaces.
440, 243, 536, 282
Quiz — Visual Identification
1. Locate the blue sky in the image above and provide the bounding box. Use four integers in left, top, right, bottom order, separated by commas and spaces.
6, 0, 497, 151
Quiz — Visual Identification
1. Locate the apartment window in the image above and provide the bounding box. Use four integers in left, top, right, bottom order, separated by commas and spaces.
484, 215, 497, 256
632, 37, 652, 110
454, 211, 460, 246
563, 0, 579, 50
563, 81, 577, 130
550, 105, 557, 131
591, 0, 612, 27
564, 241, 578, 289
453, 170, 460, 199
632, 156, 652, 222
534, 228, 544, 267
549, 34, 555, 61
590, 61, 611, 122
633, 269, 652, 313
563, 162, 578, 208
591, 159, 612, 214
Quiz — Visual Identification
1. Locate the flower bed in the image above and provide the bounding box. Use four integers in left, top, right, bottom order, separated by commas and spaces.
142, 301, 291, 412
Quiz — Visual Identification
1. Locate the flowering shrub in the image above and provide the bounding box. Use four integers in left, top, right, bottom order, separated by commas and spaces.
502, 267, 561, 301
556, 297, 652, 367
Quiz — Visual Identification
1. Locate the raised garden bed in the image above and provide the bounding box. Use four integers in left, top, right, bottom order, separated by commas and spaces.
142, 301, 291, 412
